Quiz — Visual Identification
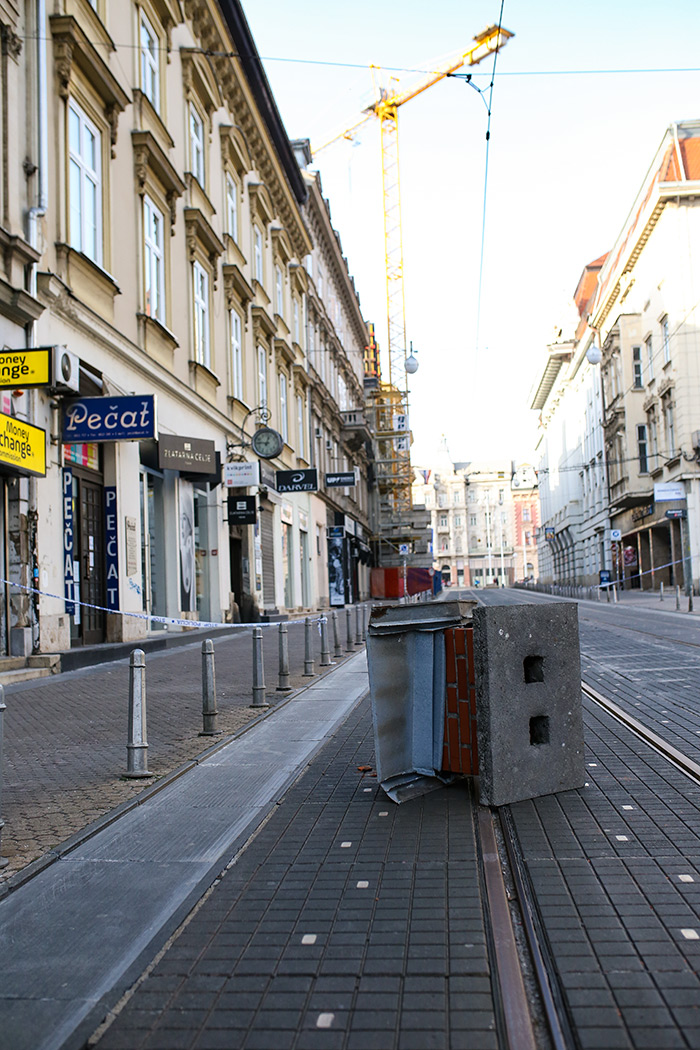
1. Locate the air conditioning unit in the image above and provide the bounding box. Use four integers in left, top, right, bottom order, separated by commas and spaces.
315, 427, 322, 438
325, 441, 333, 451
51, 345, 80, 393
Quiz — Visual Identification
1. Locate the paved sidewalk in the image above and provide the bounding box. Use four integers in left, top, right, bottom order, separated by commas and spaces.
0, 651, 370, 1050
1, 620, 363, 886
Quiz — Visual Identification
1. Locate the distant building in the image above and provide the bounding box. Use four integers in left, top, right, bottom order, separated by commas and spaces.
412, 439, 539, 587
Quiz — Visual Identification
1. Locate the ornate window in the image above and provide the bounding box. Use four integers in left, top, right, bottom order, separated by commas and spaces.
68, 99, 102, 263
140, 10, 160, 111
189, 103, 205, 185
192, 260, 210, 368
279, 372, 288, 443
143, 194, 165, 322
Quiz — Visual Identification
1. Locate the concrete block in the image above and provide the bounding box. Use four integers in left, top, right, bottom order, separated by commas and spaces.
473, 602, 584, 806
10, 626, 32, 657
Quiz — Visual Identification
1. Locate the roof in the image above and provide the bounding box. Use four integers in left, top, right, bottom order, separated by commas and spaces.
217, 0, 307, 205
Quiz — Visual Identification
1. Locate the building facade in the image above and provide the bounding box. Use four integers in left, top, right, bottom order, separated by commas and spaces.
412, 442, 539, 588
0, 0, 372, 657
531, 121, 700, 592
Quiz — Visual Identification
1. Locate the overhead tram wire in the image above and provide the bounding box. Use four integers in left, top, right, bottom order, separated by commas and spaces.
14, 34, 700, 77
473, 0, 507, 382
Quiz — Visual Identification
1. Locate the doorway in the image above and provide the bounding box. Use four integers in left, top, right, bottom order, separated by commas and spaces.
68, 469, 106, 646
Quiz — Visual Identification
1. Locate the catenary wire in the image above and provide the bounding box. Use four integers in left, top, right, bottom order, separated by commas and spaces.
15, 34, 700, 78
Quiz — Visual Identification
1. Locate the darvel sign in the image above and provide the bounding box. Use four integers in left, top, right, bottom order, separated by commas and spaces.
276, 469, 318, 493
63, 395, 157, 443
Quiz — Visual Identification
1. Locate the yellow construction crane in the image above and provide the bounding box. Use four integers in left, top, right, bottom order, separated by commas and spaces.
313, 25, 514, 563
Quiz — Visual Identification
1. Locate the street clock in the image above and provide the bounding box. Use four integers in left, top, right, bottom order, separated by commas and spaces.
251, 426, 284, 459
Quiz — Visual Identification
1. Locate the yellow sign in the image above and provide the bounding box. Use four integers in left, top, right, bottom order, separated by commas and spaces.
0, 348, 51, 388
0, 412, 46, 477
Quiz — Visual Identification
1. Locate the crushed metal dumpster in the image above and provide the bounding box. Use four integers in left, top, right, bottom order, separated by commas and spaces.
367, 600, 585, 807
366, 601, 476, 803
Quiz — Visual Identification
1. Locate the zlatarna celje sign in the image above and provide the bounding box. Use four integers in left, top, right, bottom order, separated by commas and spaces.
62, 395, 157, 442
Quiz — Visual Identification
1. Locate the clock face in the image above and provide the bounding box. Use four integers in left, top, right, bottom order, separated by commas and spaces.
251, 426, 283, 459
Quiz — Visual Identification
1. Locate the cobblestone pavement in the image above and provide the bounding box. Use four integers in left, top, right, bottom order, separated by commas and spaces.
93, 696, 498, 1050
1, 621, 362, 884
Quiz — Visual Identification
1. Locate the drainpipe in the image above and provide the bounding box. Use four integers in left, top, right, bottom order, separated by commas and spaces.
25, 0, 48, 652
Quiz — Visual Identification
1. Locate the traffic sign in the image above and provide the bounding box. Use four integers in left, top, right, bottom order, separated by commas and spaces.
611, 529, 622, 541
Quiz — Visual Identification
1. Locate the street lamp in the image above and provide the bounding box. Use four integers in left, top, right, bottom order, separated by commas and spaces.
405, 342, 419, 375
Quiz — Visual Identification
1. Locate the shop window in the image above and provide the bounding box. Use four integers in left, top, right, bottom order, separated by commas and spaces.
68, 100, 102, 264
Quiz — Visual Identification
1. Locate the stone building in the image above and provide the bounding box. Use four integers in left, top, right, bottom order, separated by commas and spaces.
531, 120, 700, 592
412, 440, 538, 587
0, 0, 372, 657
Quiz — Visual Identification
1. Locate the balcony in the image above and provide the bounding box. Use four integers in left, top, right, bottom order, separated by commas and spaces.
341, 409, 372, 452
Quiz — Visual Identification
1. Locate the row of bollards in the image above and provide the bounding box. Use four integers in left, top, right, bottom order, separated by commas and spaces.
125, 607, 370, 776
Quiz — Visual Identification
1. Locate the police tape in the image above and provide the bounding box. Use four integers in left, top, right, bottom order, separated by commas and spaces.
600, 556, 686, 586
0, 577, 328, 631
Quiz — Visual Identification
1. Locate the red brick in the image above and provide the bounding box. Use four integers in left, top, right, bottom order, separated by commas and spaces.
456, 656, 469, 699
446, 684, 458, 715
461, 745, 476, 775
454, 628, 467, 656
446, 716, 461, 771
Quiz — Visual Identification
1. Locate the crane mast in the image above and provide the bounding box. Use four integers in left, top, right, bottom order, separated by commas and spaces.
313, 25, 514, 567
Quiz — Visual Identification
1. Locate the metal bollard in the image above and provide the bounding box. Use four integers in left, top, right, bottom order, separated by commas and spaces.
277, 622, 291, 692
354, 604, 362, 646
613, 584, 618, 603
200, 639, 221, 735
251, 627, 269, 708
320, 616, 332, 666
346, 607, 354, 652
125, 649, 152, 778
361, 604, 367, 642
689, 593, 694, 614
676, 585, 681, 611
606, 586, 611, 603
304, 616, 315, 676
0, 686, 7, 868
660, 582, 664, 602
332, 611, 342, 658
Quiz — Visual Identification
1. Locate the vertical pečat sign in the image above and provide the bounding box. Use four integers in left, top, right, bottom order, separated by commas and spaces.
63, 467, 75, 615
104, 487, 119, 612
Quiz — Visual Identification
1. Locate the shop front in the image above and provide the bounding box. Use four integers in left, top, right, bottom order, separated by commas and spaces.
0, 407, 47, 655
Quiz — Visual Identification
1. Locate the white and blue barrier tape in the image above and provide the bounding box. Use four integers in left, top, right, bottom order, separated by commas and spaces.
1, 577, 328, 632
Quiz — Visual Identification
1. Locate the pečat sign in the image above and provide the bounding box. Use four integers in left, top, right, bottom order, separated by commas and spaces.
62, 396, 157, 443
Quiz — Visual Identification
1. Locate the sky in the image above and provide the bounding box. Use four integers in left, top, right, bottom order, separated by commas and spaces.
245, 0, 700, 467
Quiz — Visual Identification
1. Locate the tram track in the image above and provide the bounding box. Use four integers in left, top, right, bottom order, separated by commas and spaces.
476, 673, 700, 1050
